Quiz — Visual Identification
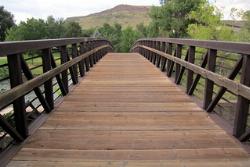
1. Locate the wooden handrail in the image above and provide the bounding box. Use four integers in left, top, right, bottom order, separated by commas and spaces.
0, 38, 111, 56
136, 38, 250, 55
0, 45, 110, 110
136, 45, 250, 100
132, 38, 250, 142
0, 38, 112, 144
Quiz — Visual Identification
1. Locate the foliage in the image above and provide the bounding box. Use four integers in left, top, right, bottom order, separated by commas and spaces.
96, 23, 142, 52
119, 27, 141, 52
97, 23, 122, 52
63, 21, 82, 37
236, 10, 250, 42
187, 2, 235, 41
0, 6, 15, 41
149, 0, 206, 37
6, 16, 84, 41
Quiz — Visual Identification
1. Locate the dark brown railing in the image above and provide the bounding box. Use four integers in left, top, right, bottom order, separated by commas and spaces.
0, 38, 112, 153
132, 38, 250, 142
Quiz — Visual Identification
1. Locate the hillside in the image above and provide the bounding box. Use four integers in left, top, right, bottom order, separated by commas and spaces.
67, 5, 151, 29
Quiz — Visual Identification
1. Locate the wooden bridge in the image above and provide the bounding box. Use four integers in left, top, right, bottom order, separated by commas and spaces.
0, 38, 250, 166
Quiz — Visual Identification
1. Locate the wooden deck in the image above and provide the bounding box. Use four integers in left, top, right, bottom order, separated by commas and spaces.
8, 53, 250, 166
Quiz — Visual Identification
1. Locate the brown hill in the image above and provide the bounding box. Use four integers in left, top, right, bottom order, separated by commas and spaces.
67, 4, 151, 29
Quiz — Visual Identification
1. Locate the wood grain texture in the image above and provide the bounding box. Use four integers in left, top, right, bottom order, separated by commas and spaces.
8, 53, 250, 166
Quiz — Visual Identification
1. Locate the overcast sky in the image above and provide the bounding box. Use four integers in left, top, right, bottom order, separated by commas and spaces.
1, 0, 250, 23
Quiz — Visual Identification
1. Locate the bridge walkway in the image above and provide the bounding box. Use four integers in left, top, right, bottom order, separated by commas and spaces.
8, 53, 250, 166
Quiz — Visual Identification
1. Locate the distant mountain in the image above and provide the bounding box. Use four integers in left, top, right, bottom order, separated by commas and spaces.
67, 5, 151, 29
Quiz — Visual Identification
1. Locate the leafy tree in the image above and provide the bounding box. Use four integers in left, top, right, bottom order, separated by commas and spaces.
0, 6, 15, 41
63, 21, 82, 37
46, 16, 65, 38
236, 10, 250, 42
149, 0, 205, 37
187, 2, 235, 41
119, 27, 140, 52
6, 18, 47, 40
6, 16, 83, 41
136, 23, 148, 37
98, 23, 122, 51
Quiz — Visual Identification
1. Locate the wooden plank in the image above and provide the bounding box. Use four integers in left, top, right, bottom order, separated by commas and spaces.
7, 53, 250, 166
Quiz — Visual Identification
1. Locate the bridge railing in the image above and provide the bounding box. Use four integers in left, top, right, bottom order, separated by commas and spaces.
0, 38, 112, 152
132, 38, 250, 142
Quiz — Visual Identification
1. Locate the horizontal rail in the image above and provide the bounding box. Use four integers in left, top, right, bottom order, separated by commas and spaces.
132, 38, 250, 142
0, 38, 111, 56
137, 38, 250, 55
138, 45, 250, 100
0, 37, 112, 155
0, 45, 110, 110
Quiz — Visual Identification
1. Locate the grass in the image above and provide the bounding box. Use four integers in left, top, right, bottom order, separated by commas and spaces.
0, 57, 7, 65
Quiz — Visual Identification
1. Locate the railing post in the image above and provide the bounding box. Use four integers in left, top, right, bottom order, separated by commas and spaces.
233, 55, 250, 138
7, 54, 28, 138
166, 43, 173, 75
79, 42, 86, 76
71, 44, 79, 83
60, 45, 69, 94
83, 42, 90, 72
175, 44, 182, 83
186, 46, 195, 93
42, 48, 54, 110
150, 41, 154, 62
161, 42, 167, 72
153, 41, 158, 65
88, 41, 94, 68
156, 41, 161, 68
203, 49, 217, 109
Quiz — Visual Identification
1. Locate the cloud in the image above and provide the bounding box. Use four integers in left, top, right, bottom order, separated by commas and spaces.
211, 0, 250, 19
1, 0, 249, 23
1, 0, 158, 23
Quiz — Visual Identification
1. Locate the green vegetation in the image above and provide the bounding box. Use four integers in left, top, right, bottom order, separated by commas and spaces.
0, 6, 15, 41
6, 16, 84, 41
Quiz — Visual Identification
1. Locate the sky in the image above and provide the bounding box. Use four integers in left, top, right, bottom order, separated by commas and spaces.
1, 0, 250, 23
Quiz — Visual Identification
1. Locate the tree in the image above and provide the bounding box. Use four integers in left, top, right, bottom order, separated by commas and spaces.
0, 6, 15, 41
236, 10, 250, 42
149, 0, 206, 37
6, 18, 47, 41
187, 1, 235, 41
98, 23, 122, 51
46, 16, 65, 38
119, 27, 140, 52
6, 16, 83, 41
63, 21, 82, 37
160, 0, 167, 5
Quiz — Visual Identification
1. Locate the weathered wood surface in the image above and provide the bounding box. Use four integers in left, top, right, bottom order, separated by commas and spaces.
8, 53, 250, 166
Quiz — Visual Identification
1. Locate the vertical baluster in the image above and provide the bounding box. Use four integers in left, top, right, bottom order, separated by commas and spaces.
60, 45, 69, 94
166, 43, 173, 74
88, 41, 94, 68
79, 42, 86, 76
156, 41, 161, 68
175, 44, 182, 82
186, 46, 195, 93
234, 55, 250, 138
71, 44, 79, 83
161, 42, 167, 72
42, 48, 54, 110
203, 49, 217, 109
7, 54, 28, 138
